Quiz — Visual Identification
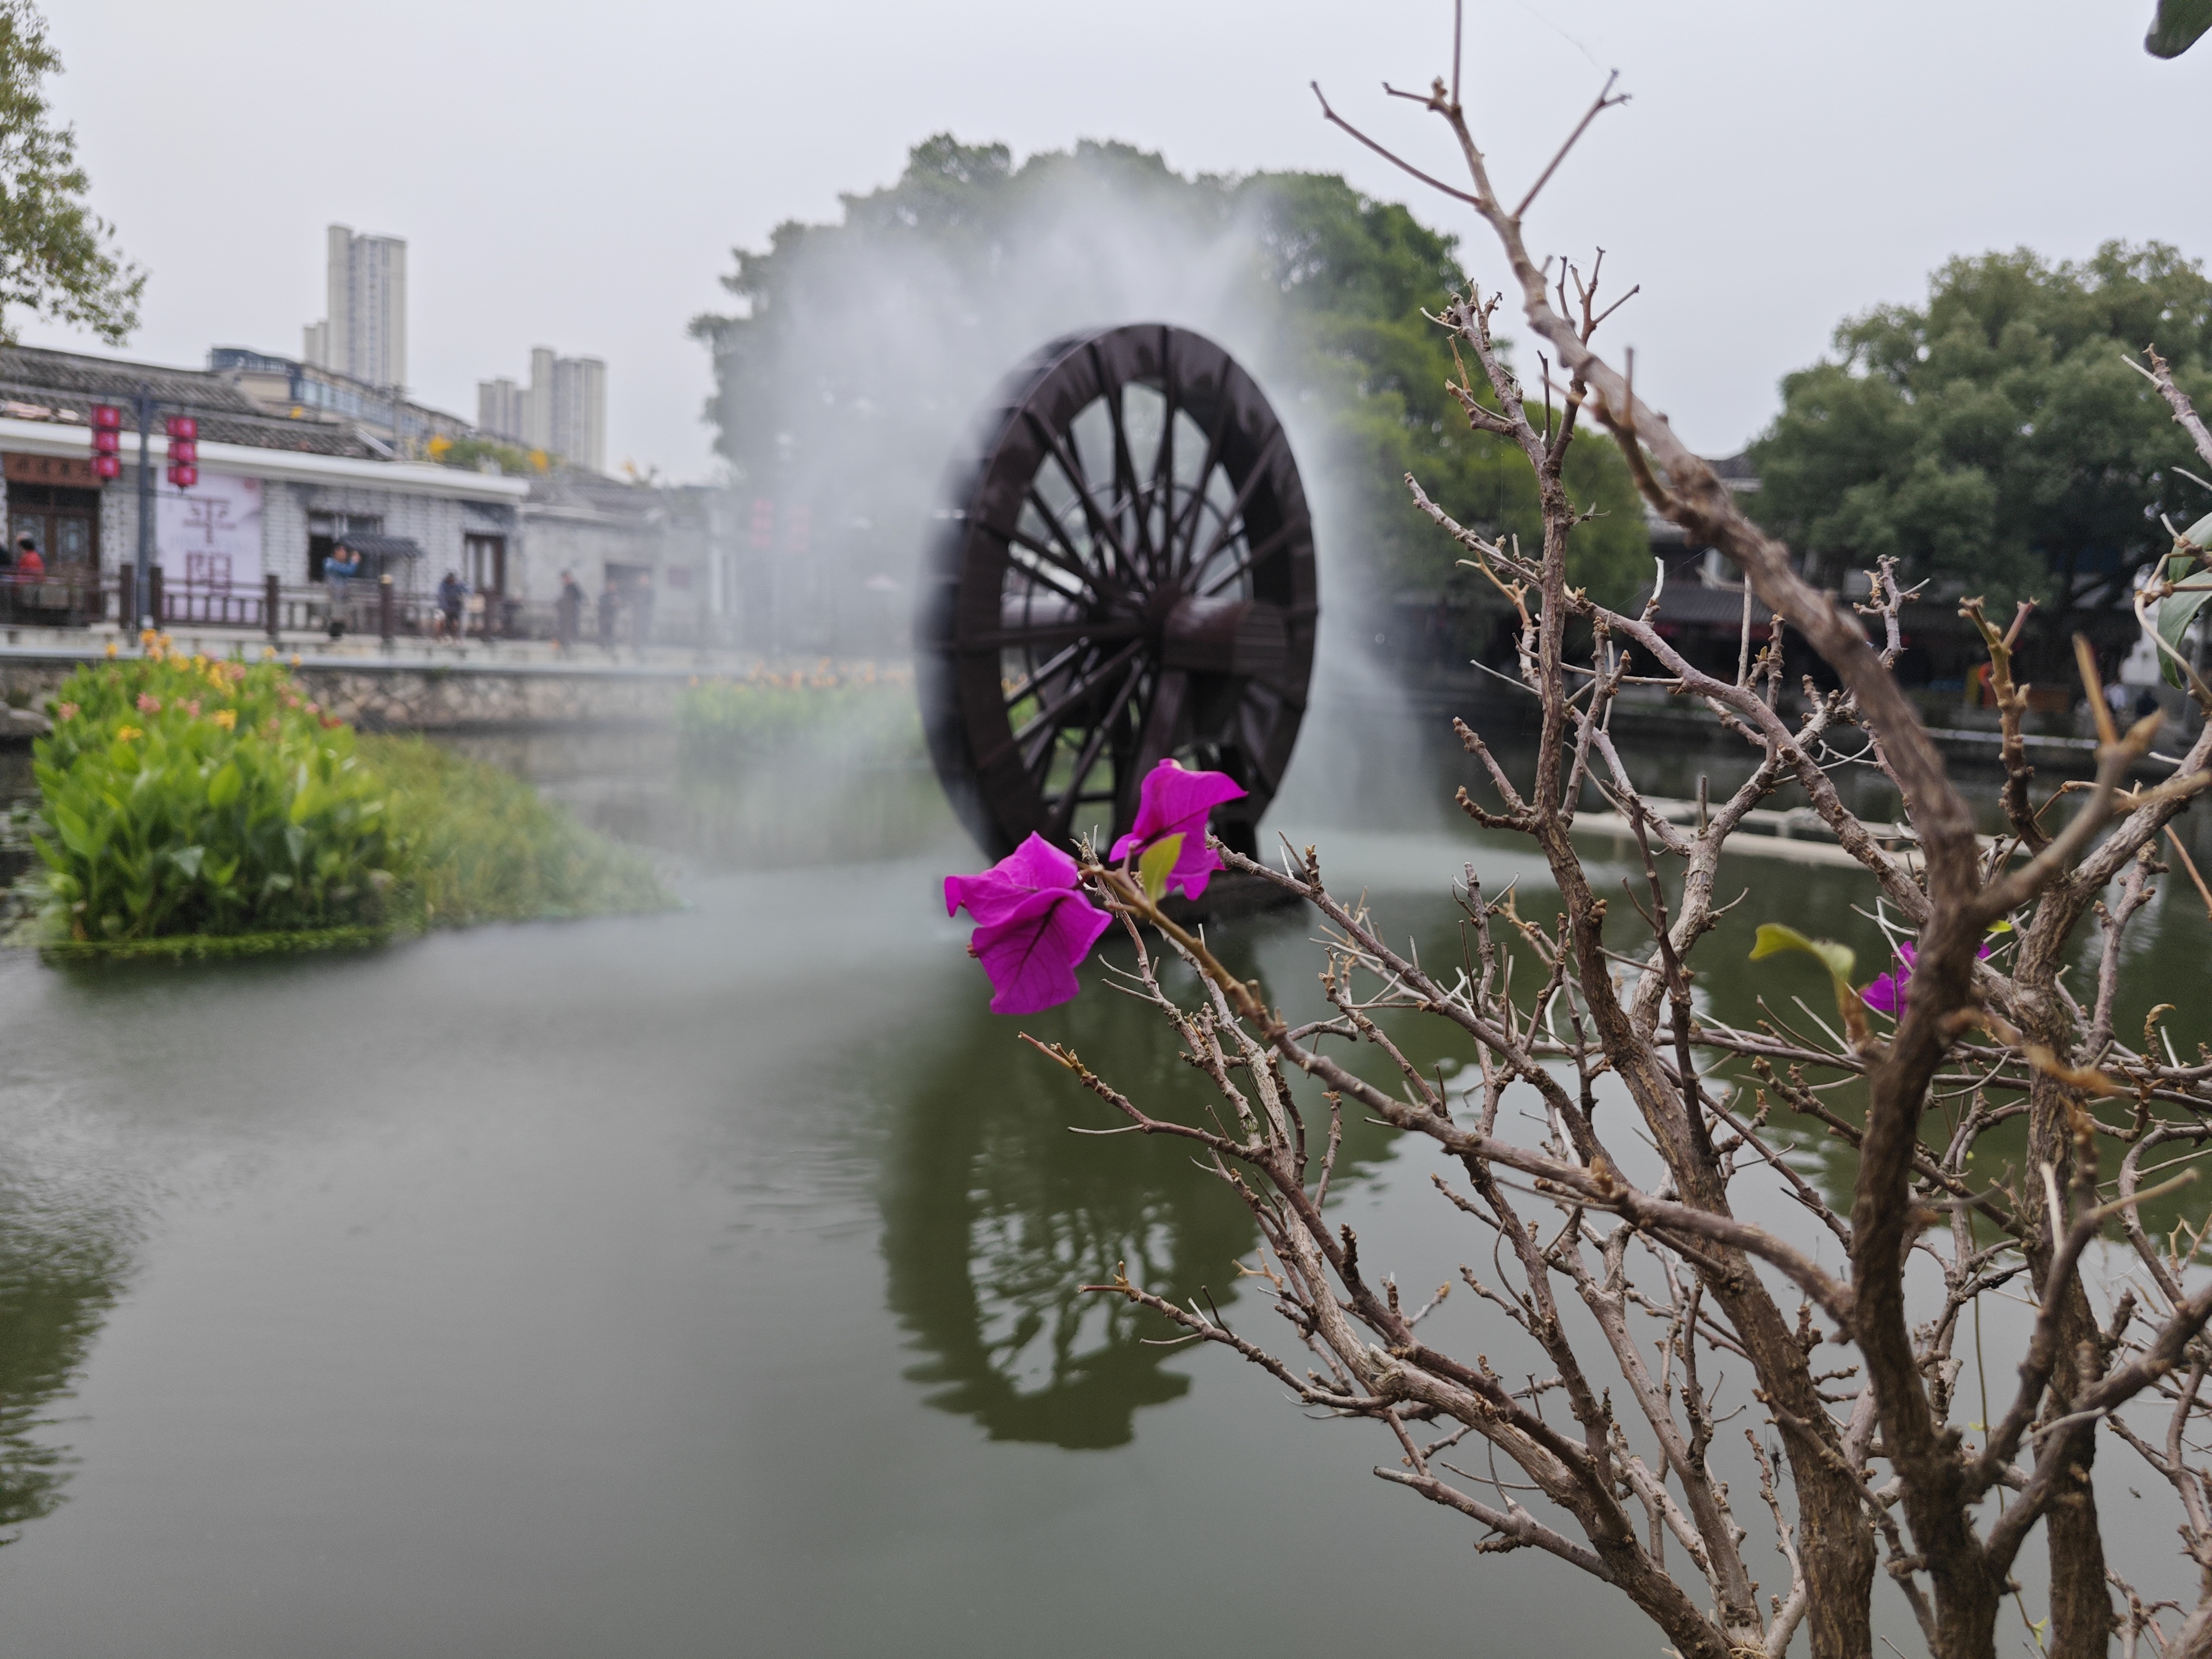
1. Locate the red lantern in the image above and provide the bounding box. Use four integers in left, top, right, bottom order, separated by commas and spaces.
91, 404, 122, 479
164, 413, 198, 488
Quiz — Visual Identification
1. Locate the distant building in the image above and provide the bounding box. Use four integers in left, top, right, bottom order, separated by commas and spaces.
477, 348, 605, 473
304, 225, 407, 390
208, 347, 472, 460
477, 376, 525, 447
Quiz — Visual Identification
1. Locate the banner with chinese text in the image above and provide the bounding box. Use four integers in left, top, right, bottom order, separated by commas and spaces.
156, 472, 262, 590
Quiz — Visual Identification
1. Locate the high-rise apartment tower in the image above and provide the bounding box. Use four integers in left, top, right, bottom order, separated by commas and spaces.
476, 348, 606, 473
304, 225, 407, 389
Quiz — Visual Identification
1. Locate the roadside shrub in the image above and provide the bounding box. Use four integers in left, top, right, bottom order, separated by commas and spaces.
675, 663, 918, 762
33, 641, 394, 941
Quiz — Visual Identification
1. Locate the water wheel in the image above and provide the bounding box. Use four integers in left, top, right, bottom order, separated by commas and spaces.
916, 323, 1318, 866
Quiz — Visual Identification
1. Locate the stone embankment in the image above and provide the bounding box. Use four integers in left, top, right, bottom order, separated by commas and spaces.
0, 626, 808, 738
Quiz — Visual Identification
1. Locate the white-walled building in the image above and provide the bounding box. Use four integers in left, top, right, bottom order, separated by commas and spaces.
0, 346, 523, 601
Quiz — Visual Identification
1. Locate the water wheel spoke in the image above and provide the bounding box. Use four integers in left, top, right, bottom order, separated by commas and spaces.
1092, 355, 1155, 577
972, 617, 1139, 653
1198, 520, 1296, 598
1001, 637, 1091, 707
1026, 414, 1135, 587
1146, 335, 1177, 580
1164, 404, 1235, 584
1046, 658, 1146, 839
976, 637, 1148, 770
1185, 424, 1284, 575
1002, 515, 1109, 602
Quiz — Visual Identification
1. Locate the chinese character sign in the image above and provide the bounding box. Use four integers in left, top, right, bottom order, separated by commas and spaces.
154, 473, 262, 590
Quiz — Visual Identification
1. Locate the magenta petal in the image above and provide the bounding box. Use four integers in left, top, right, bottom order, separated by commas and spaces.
1108, 760, 1247, 899
970, 887, 1113, 1015
1861, 972, 1905, 1015
1862, 941, 1916, 1015
946, 832, 1081, 925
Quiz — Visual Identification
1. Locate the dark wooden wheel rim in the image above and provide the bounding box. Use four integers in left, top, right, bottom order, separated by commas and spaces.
917, 324, 1318, 862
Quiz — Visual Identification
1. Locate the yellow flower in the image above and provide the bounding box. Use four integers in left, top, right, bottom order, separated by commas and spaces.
212, 709, 237, 730
114, 724, 141, 741
290, 655, 302, 667
104, 640, 118, 658
262, 647, 277, 661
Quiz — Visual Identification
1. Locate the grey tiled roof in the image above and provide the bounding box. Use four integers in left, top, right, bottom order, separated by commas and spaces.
1633, 583, 1775, 627
0, 345, 379, 458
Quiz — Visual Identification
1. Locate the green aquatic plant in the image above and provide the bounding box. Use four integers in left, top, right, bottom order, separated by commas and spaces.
25, 642, 670, 952
361, 736, 669, 927
33, 642, 395, 941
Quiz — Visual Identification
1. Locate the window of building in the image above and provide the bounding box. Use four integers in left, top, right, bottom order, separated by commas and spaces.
307, 511, 382, 581
463, 533, 505, 597
10, 483, 102, 569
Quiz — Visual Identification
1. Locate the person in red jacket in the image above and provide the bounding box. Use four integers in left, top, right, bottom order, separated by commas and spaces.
14, 534, 44, 581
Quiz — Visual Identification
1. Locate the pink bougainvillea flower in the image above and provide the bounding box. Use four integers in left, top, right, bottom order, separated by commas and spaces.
945, 832, 1083, 926
53, 702, 76, 721
135, 693, 160, 714
1861, 936, 1997, 1016
946, 832, 1112, 1015
1109, 759, 1247, 901
1860, 941, 1916, 1015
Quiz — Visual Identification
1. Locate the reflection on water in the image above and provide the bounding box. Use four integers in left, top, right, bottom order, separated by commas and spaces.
880, 1004, 1239, 1447
0, 1196, 125, 1543
880, 907, 1399, 1447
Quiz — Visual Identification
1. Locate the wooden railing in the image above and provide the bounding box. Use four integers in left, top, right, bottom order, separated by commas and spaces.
2, 568, 745, 653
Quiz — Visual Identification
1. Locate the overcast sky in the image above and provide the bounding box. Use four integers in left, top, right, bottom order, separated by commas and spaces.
21, 1, 2207, 481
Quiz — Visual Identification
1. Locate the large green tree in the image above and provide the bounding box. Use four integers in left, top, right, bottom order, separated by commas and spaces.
1751, 241, 2212, 638
690, 136, 1643, 631
0, 1, 139, 345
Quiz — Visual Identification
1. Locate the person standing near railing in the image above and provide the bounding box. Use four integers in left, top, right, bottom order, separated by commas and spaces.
555, 570, 583, 652
325, 541, 361, 639
597, 577, 620, 653
436, 569, 466, 642
14, 533, 44, 582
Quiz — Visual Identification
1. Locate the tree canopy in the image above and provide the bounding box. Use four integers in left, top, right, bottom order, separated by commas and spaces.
691, 135, 1644, 626
1750, 241, 2212, 626
0, 1, 139, 345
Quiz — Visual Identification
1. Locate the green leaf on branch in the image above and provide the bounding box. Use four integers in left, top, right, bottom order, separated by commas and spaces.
1750, 922, 1856, 987
2148, 0, 2212, 57
2157, 513, 2212, 689
1137, 833, 1185, 905
1751, 923, 1872, 1047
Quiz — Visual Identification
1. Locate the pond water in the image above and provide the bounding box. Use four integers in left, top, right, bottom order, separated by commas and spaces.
0, 694, 2208, 1657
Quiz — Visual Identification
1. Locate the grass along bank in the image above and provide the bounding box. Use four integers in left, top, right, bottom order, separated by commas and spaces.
675, 664, 919, 764
21, 638, 669, 957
